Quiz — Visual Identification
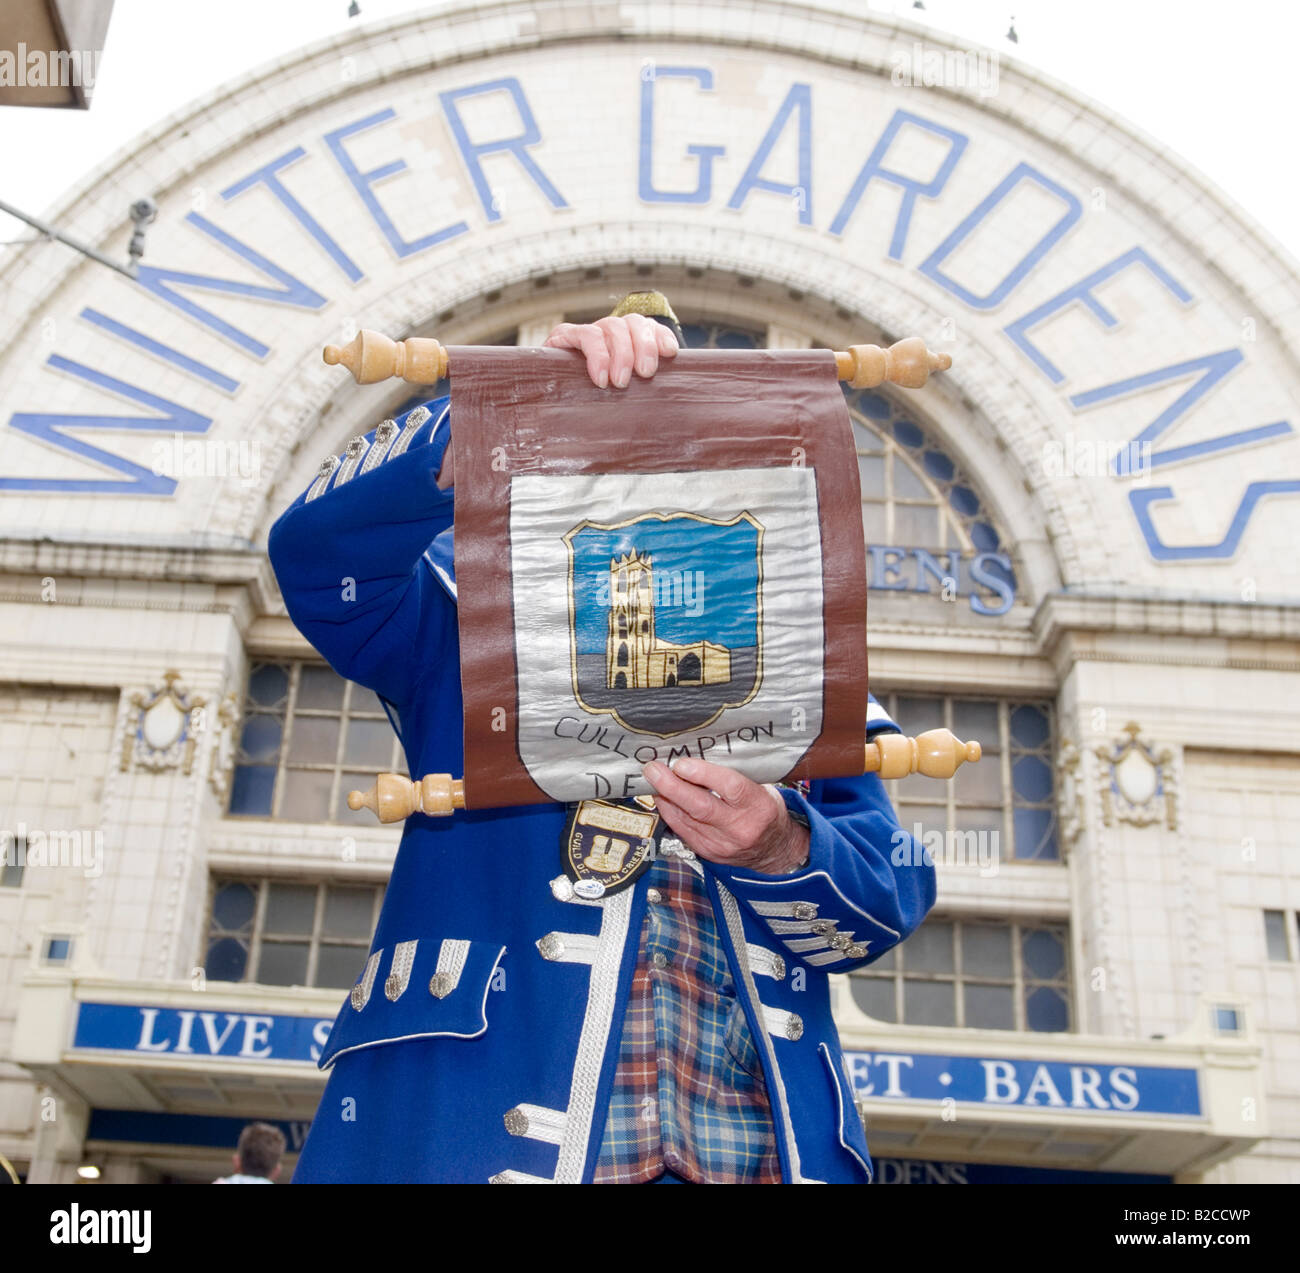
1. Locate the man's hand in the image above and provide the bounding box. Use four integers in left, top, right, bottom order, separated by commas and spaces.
544, 313, 678, 389
436, 314, 678, 489
641, 757, 810, 875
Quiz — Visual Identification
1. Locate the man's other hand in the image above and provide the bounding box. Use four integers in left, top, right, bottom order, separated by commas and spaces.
641, 757, 810, 875
544, 313, 679, 389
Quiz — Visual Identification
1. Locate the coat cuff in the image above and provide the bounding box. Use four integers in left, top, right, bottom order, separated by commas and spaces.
703, 787, 903, 973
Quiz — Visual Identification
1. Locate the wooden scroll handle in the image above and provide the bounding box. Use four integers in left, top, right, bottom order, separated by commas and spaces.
323, 330, 950, 389
347, 772, 465, 822
864, 729, 981, 780
324, 330, 448, 385
347, 730, 980, 823
835, 337, 951, 389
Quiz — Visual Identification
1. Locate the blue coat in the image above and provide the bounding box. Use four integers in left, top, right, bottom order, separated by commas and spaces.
268, 397, 936, 1184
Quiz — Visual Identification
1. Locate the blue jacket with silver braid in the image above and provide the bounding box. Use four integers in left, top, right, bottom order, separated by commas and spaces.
267, 396, 935, 1184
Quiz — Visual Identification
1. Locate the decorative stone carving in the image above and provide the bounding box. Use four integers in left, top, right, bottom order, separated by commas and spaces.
1055, 739, 1086, 850
119, 671, 206, 774
1095, 722, 1177, 830
207, 692, 242, 800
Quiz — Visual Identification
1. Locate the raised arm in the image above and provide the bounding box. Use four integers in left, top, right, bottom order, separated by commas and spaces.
267, 398, 456, 708
271, 309, 679, 708
643, 698, 935, 973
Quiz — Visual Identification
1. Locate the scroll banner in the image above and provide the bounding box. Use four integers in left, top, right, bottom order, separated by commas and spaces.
451, 346, 867, 809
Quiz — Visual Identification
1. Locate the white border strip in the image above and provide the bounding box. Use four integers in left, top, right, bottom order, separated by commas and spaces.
551, 890, 634, 1183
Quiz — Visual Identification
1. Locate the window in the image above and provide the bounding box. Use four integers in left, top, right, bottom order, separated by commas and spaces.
852, 405, 967, 551
204, 878, 383, 989
42, 935, 74, 964
679, 322, 762, 350
873, 691, 1057, 862
228, 662, 403, 823
1264, 909, 1293, 962
849, 918, 1072, 1032
846, 387, 1015, 583
1213, 1006, 1244, 1035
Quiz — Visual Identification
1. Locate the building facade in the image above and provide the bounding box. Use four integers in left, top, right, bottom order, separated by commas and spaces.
1, 1, 1297, 1183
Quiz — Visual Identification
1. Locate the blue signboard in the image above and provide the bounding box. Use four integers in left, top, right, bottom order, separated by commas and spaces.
72, 1001, 335, 1065
844, 1049, 1202, 1118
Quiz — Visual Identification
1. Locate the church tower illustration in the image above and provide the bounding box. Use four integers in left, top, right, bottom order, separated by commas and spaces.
606, 551, 731, 690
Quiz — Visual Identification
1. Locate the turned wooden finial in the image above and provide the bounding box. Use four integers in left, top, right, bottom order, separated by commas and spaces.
347, 772, 466, 822
323, 330, 449, 385
836, 337, 951, 389
864, 729, 982, 780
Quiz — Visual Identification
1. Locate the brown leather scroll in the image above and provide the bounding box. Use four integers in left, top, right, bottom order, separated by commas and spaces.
450, 345, 867, 810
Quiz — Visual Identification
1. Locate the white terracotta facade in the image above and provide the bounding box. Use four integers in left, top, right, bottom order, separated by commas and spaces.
0, 1, 1296, 1183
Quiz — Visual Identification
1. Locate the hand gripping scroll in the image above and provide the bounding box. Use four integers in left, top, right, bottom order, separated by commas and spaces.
346, 732, 980, 823
323, 330, 950, 391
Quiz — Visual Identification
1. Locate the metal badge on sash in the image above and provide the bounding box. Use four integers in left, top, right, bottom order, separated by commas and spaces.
561, 797, 660, 899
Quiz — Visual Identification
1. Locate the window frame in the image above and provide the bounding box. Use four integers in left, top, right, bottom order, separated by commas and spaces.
1263, 908, 1296, 962
872, 689, 1059, 863
849, 915, 1074, 1033
226, 661, 404, 825
203, 876, 384, 991
851, 414, 972, 554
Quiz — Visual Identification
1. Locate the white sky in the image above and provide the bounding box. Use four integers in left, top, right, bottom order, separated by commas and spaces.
1, 0, 1297, 263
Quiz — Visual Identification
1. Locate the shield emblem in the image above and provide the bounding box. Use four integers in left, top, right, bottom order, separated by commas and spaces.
564, 511, 763, 736
505, 466, 834, 805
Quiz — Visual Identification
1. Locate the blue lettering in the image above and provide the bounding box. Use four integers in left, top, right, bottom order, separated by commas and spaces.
869, 545, 910, 589
638, 66, 725, 204
222, 147, 364, 283
1003, 247, 1193, 384
968, 553, 1015, 616
726, 83, 814, 225
133, 213, 327, 357
439, 78, 567, 222
325, 108, 469, 257
830, 109, 968, 256
1130, 481, 1300, 561
920, 162, 1082, 309
79, 308, 239, 393
911, 548, 958, 593
1067, 349, 1246, 475
0, 357, 210, 495
1146, 420, 1294, 469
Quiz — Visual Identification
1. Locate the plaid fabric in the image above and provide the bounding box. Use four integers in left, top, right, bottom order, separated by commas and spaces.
592, 849, 782, 1184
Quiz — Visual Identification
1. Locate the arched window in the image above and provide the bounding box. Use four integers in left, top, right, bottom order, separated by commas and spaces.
845, 388, 1015, 596
681, 322, 1013, 590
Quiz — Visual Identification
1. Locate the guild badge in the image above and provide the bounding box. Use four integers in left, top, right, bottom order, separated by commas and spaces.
564, 511, 763, 737
561, 799, 661, 898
